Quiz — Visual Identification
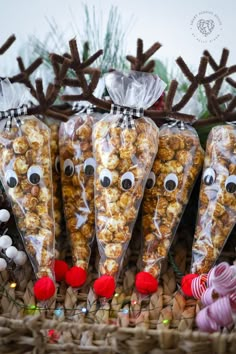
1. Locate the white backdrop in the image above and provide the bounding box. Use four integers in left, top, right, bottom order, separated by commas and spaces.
0, 0, 235, 74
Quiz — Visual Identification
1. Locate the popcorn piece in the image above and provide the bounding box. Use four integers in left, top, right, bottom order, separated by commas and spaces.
100, 259, 119, 276
27, 131, 44, 150
104, 243, 123, 258
13, 136, 29, 154
14, 156, 29, 175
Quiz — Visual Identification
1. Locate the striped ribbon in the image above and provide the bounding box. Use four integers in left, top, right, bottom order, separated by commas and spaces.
191, 274, 208, 299
0, 104, 28, 130
110, 104, 144, 130
167, 118, 186, 130
72, 103, 95, 115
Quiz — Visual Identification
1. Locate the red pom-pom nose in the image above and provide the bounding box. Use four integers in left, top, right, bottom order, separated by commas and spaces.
181, 274, 198, 297
65, 266, 87, 288
93, 275, 115, 299
54, 260, 69, 282
135, 271, 158, 294
34, 276, 56, 301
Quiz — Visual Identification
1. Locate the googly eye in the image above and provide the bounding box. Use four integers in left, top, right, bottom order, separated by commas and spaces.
84, 157, 96, 176
203, 167, 216, 186
63, 159, 74, 177
225, 175, 236, 193
164, 173, 178, 192
99, 169, 112, 188
146, 171, 156, 190
27, 165, 43, 185
121, 172, 135, 190
55, 156, 60, 175
5, 170, 18, 188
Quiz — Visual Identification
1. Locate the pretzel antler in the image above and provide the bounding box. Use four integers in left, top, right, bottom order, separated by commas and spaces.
60, 39, 111, 108
126, 38, 161, 72
202, 48, 233, 114
30, 57, 71, 121
204, 48, 236, 90
192, 49, 236, 127
203, 48, 230, 95
9, 56, 43, 87
11, 54, 71, 121
0, 35, 16, 55
172, 56, 228, 112
195, 83, 236, 127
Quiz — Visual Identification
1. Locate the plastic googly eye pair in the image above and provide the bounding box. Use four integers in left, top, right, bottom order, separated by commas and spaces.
203, 167, 236, 193
5, 166, 43, 188
146, 172, 178, 192
63, 158, 96, 177
99, 169, 135, 191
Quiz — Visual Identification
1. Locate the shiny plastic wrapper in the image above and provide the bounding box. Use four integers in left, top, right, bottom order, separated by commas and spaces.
191, 125, 236, 274
59, 113, 101, 271
0, 116, 55, 280
93, 70, 164, 282
141, 123, 204, 278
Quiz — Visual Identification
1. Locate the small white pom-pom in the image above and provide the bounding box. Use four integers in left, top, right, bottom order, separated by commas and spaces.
13, 251, 27, 266
6, 246, 18, 259
0, 258, 7, 271
0, 235, 12, 249
0, 209, 10, 223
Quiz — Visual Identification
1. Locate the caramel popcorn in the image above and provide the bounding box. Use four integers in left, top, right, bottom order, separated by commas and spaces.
94, 117, 159, 279
191, 125, 236, 274
141, 124, 204, 278
59, 114, 98, 273
0, 116, 55, 280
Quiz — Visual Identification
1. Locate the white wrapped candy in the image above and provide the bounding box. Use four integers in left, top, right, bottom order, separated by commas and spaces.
0, 258, 7, 271
0, 209, 10, 223
13, 251, 27, 266
6, 246, 18, 259
0, 235, 12, 249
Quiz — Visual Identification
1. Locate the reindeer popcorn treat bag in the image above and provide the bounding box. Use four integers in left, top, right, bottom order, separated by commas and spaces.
0, 79, 56, 301
92, 70, 165, 298
181, 125, 236, 298
58, 80, 104, 287
136, 122, 204, 294
59, 107, 102, 288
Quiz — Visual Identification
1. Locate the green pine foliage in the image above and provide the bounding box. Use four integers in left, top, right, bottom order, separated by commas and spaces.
26, 5, 127, 77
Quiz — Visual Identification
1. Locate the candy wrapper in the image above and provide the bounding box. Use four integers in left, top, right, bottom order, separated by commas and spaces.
0, 79, 55, 301
191, 125, 236, 274
93, 70, 165, 298
135, 123, 204, 294
59, 110, 102, 287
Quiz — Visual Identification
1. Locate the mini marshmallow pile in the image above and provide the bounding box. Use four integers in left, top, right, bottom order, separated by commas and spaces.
0, 208, 27, 271
196, 262, 236, 332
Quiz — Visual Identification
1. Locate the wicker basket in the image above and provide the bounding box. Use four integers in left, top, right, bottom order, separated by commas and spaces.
0, 185, 235, 353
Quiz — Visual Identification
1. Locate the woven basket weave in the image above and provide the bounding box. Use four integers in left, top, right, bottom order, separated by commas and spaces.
0, 187, 235, 353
